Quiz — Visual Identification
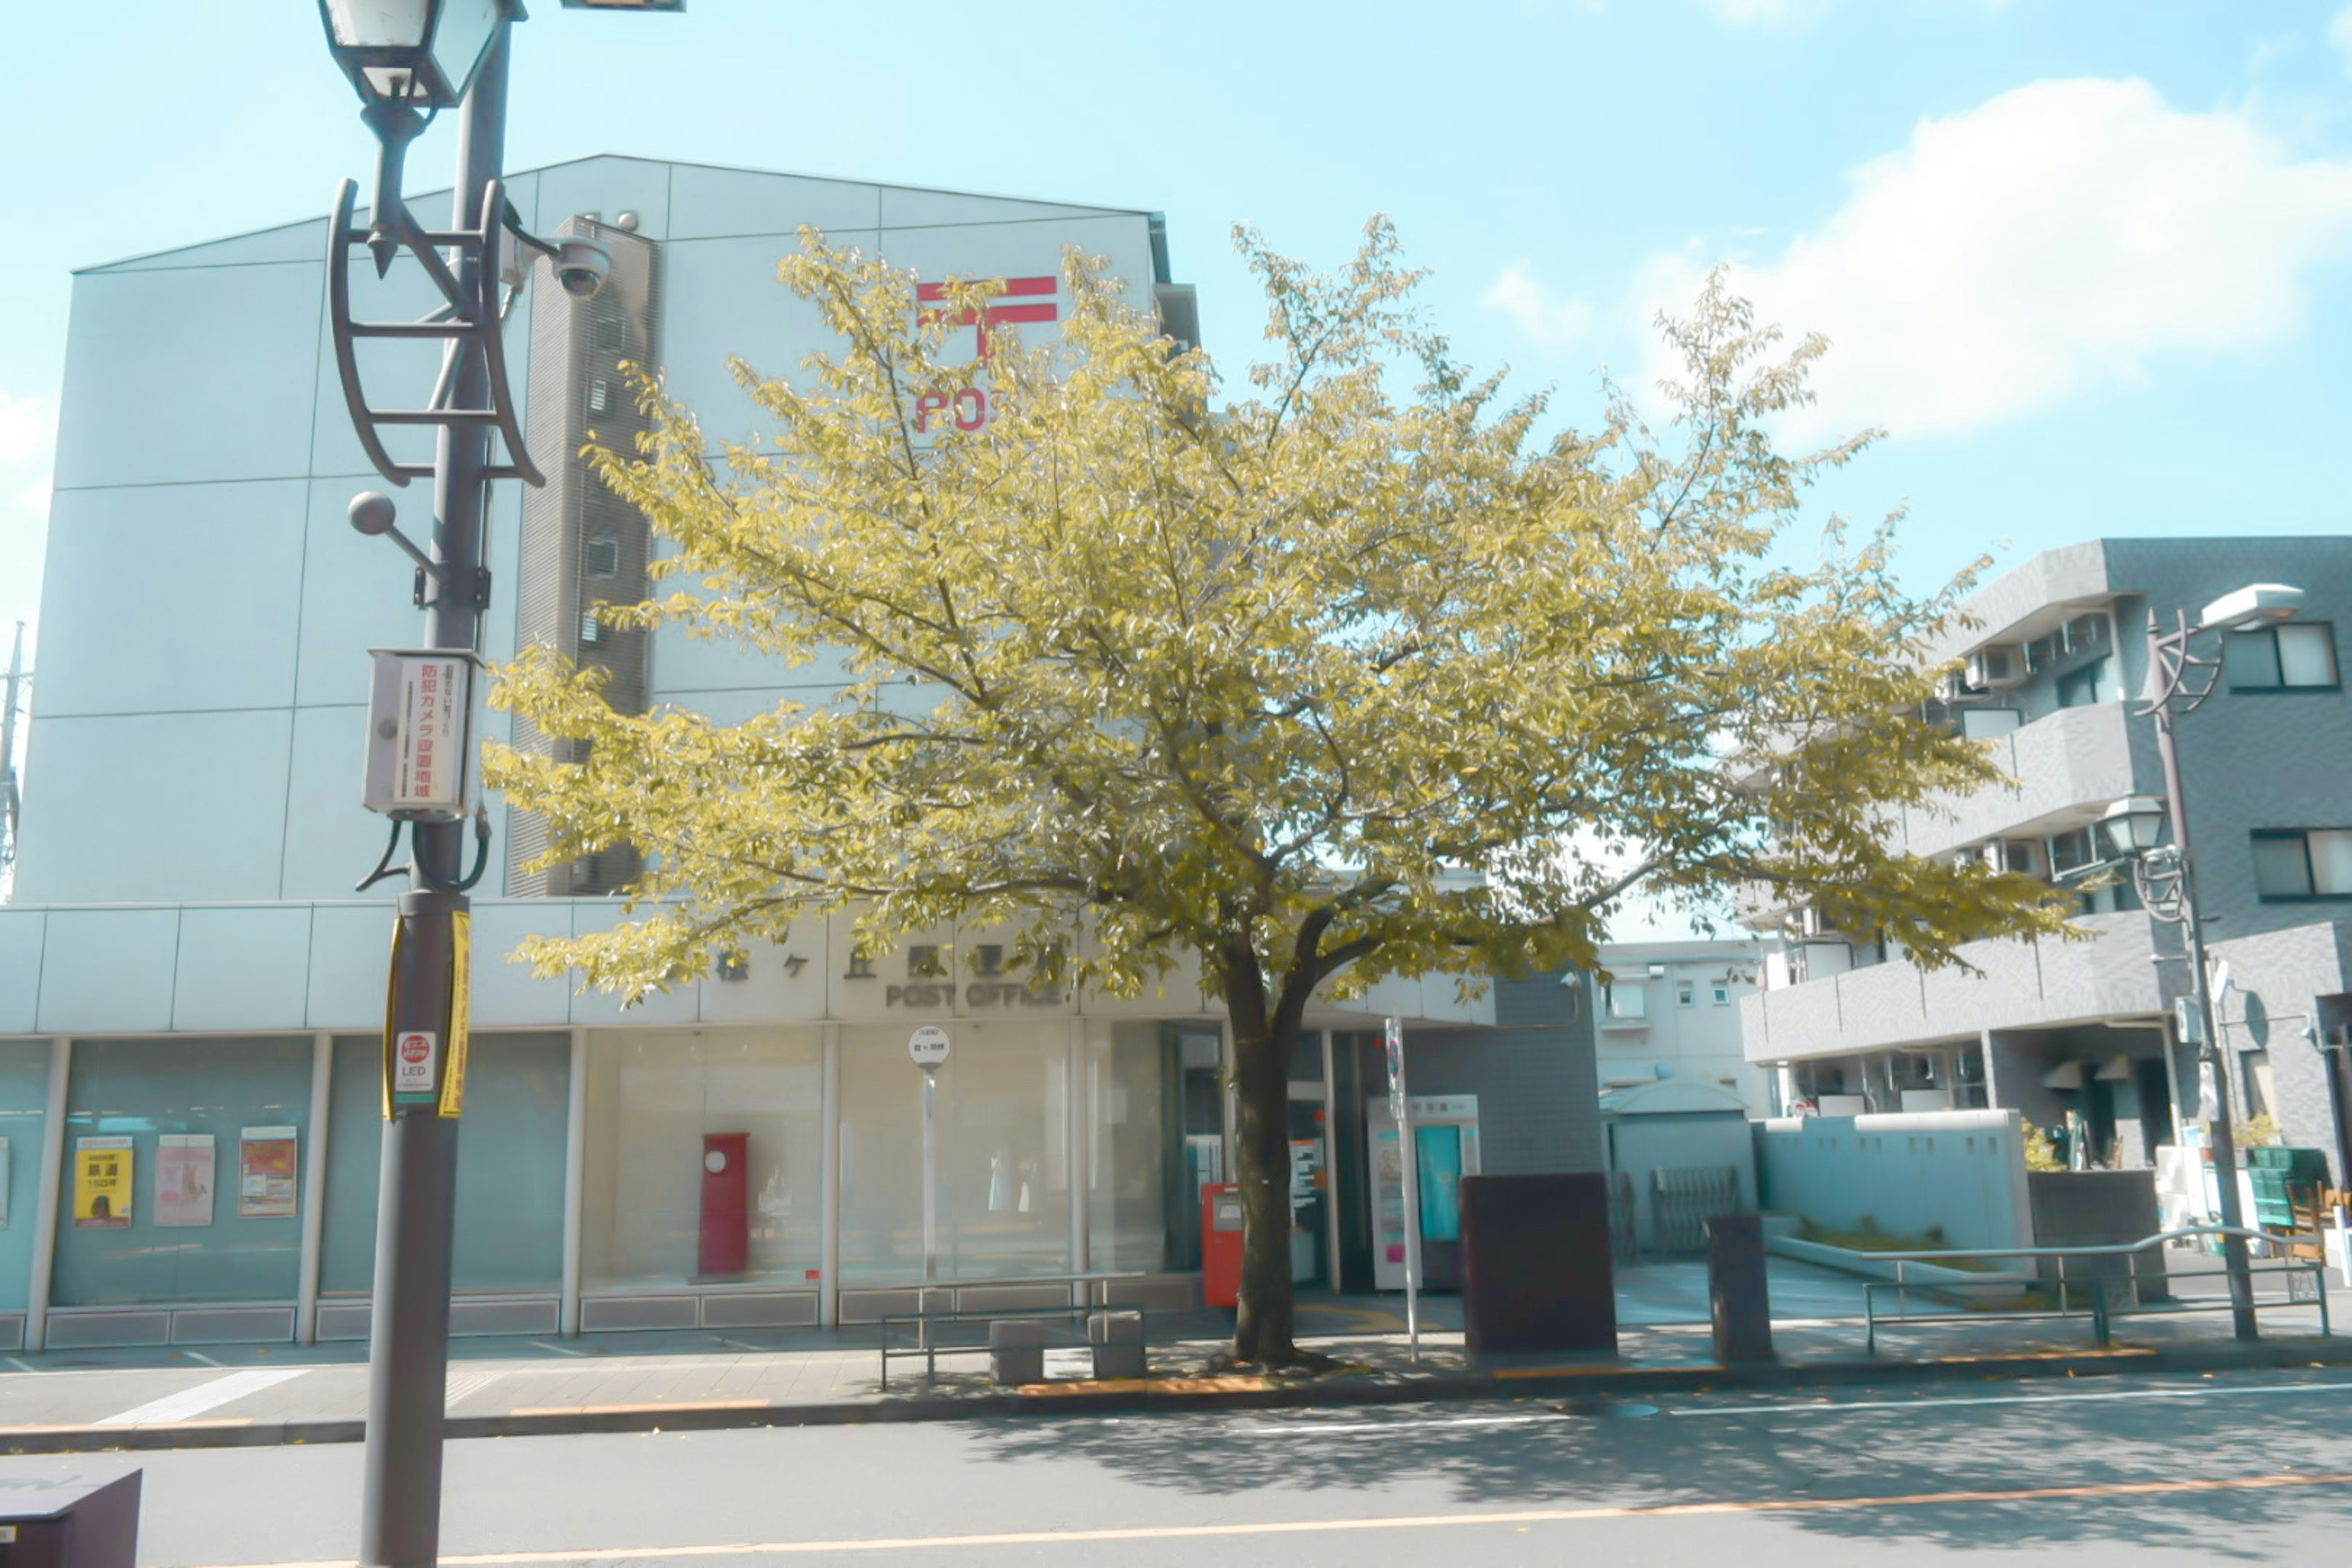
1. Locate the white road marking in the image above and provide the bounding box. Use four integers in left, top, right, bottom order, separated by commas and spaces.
528, 1339, 589, 1358
445, 1371, 503, 1408
1669, 1379, 2352, 1419
182, 1350, 227, 1368
1234, 1412, 1576, 1438
95, 1368, 306, 1427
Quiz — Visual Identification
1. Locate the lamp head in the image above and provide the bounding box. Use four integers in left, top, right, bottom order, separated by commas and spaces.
318, 1, 515, 111
2200, 582, 2306, 633
2099, 795, 2169, 857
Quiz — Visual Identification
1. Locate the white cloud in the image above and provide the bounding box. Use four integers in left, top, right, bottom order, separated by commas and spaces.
1480, 260, 1595, 351
2332, 6, 2352, 70
1636, 78, 2352, 439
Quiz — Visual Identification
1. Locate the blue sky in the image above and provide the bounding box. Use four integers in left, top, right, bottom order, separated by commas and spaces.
4, 0, 2350, 687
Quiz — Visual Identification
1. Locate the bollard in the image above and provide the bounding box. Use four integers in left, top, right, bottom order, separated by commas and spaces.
1705, 1213, 1776, 1364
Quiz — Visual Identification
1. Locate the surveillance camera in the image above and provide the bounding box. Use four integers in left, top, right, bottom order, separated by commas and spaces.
554, 236, 613, 300
349, 491, 398, 537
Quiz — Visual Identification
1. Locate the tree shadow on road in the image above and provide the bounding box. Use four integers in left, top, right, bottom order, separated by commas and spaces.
965, 1374, 2352, 1557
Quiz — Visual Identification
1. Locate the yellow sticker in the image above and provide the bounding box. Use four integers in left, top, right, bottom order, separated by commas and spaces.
439, 908, 472, 1118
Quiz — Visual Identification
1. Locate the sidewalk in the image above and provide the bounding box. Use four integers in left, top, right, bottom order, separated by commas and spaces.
1, 1256, 2341, 1455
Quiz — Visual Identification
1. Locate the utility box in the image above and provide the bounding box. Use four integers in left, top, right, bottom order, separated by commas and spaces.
0, 1469, 141, 1566
1201, 1183, 1244, 1308
362, 648, 481, 822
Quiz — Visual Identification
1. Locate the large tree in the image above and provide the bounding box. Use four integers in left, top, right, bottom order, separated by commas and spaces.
488, 221, 2071, 1368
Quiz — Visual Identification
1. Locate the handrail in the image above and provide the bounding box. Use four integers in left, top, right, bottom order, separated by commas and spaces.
1856, 1224, 2273, 1264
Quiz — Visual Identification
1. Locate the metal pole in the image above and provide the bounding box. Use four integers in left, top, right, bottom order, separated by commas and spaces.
922, 1068, 940, 1283
1400, 1085, 1421, 1362
2149, 616, 2258, 1342
359, 24, 507, 1566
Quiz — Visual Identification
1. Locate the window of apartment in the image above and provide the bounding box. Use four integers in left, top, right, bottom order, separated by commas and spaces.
1675, 980, 1694, 1007
2251, 829, 2352, 899
2064, 612, 2109, 655
1710, 983, 1732, 1006
2056, 658, 2107, 709
587, 377, 611, 416
2227, 624, 2339, 692
583, 535, 622, 579
2026, 631, 2063, 672
1604, 982, 1648, 1020
2075, 876, 2143, 916
1959, 707, 2023, 740
2049, 826, 2099, 876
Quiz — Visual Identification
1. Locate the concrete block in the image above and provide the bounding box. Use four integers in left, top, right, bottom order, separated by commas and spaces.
989, 1318, 1047, 1385
1088, 1310, 1146, 1379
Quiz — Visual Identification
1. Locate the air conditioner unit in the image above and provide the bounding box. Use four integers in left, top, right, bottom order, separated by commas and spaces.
1966, 643, 2027, 690
1796, 906, 1843, 941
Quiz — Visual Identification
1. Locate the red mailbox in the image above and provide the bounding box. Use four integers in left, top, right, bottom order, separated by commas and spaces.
698, 1132, 750, 1280
1201, 1182, 1245, 1308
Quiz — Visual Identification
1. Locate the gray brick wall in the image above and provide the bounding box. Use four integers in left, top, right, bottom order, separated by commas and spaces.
1408, 969, 1602, 1175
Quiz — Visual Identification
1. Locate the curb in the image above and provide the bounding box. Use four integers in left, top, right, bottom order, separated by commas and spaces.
6, 1338, 2348, 1457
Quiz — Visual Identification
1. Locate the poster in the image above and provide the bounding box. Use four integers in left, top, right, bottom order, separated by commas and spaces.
74, 1136, 134, 1229
155, 1134, 217, 1227
239, 1126, 300, 1218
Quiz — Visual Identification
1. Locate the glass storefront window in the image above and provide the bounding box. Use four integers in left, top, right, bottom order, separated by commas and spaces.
0, 1041, 51, 1311
839, 1022, 1071, 1284
50, 1037, 312, 1306
579, 1027, 822, 1290
1085, 1021, 1166, 1273
321, 1031, 570, 1296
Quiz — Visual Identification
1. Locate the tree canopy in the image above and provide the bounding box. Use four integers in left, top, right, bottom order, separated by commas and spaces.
486, 219, 2074, 1364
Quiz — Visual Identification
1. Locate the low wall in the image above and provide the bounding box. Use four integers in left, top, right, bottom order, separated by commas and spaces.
1754, 1110, 2035, 1253
2029, 1169, 2170, 1302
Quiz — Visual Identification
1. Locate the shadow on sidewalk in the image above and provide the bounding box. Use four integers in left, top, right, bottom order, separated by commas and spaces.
962, 1370, 2352, 1556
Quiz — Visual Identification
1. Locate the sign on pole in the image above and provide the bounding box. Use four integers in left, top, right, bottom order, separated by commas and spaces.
908, 1025, 952, 1070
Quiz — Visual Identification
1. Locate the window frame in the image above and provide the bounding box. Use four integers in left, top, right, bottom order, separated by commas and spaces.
2226, 622, 2340, 694
2250, 827, 2352, 901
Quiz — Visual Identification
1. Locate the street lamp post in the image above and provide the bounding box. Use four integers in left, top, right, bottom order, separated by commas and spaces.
2100, 581, 2306, 1344
316, 4, 680, 1564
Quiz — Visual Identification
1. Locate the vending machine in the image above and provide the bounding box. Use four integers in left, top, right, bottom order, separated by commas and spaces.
1365, 1095, 1480, 1292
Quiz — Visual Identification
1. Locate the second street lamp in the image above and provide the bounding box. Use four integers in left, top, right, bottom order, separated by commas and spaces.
2099, 580, 2306, 1344
317, 3, 682, 1564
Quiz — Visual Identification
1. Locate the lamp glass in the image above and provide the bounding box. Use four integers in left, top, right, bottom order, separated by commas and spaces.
320, 0, 505, 107
322, 0, 433, 48
2100, 796, 2168, 856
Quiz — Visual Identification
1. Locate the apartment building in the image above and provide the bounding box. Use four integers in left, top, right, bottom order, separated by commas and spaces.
1741, 538, 2352, 1182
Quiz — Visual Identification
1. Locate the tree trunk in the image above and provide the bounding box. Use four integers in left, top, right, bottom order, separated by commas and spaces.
1219, 946, 1305, 1367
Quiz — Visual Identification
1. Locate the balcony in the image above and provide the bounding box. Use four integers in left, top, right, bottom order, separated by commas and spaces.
1900, 699, 2149, 860
1741, 912, 2169, 1063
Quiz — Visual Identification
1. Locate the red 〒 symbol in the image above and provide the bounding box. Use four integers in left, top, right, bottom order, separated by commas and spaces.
916, 274, 1058, 360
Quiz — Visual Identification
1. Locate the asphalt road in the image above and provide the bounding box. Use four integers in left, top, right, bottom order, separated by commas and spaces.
10, 1368, 2352, 1565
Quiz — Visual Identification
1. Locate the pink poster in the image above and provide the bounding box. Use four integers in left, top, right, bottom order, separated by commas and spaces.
155, 1134, 216, 1228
